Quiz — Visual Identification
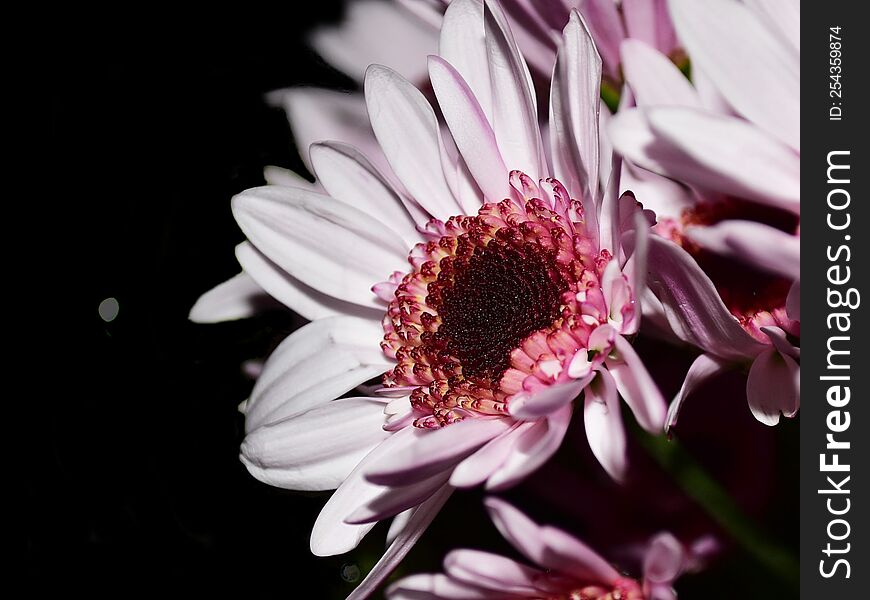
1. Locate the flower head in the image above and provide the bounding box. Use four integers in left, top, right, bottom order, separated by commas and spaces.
226, 1, 668, 594
607, 0, 800, 427
388, 498, 685, 600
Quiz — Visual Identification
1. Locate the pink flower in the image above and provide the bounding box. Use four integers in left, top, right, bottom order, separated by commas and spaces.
388, 497, 685, 600
607, 0, 800, 427
220, 1, 666, 595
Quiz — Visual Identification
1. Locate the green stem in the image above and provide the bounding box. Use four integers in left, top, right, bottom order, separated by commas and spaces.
635, 429, 799, 585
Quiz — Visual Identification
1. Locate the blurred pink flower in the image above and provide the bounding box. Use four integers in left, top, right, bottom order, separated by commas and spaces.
218, 2, 667, 596
608, 0, 800, 427
388, 497, 685, 600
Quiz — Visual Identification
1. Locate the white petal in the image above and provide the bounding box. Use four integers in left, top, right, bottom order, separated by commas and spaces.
584, 369, 627, 482
746, 347, 800, 425
310, 427, 419, 556
387, 573, 496, 600
439, 0, 493, 119
668, 0, 799, 150
429, 55, 511, 202
607, 335, 667, 433
365, 65, 462, 221
486, 403, 573, 490
240, 397, 390, 491
745, 0, 800, 54
236, 242, 382, 321
349, 485, 453, 600
189, 271, 276, 323
484, 0, 546, 180
310, 0, 438, 84
365, 417, 513, 486
263, 165, 319, 190
610, 108, 800, 213
310, 141, 420, 247
665, 353, 729, 432
232, 185, 407, 309
244, 316, 390, 433
647, 108, 800, 212
508, 377, 591, 420
620, 39, 700, 107
549, 10, 602, 201
449, 423, 527, 488
269, 88, 384, 174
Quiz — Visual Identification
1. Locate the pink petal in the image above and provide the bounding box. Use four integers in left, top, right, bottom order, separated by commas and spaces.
487, 498, 621, 585
616, 107, 800, 212
685, 220, 800, 280
347, 471, 452, 524
620, 39, 700, 107
445, 549, 543, 595
310, 427, 419, 556
483, 496, 548, 565
450, 423, 529, 488
439, 0, 493, 119
428, 55, 511, 202
643, 532, 685, 584
508, 377, 591, 420
622, 0, 677, 56
232, 185, 408, 309
387, 574, 498, 600
578, 0, 625, 81
350, 486, 454, 600
645, 236, 766, 360
235, 242, 382, 322
746, 347, 800, 426
364, 417, 513, 485
666, 353, 729, 433
538, 523, 621, 585
549, 10, 602, 202
243, 316, 389, 433
310, 141, 421, 247
240, 397, 390, 491
761, 326, 800, 360
668, 0, 799, 151
310, 0, 438, 84
483, 0, 546, 181
188, 271, 276, 323
584, 369, 627, 482
365, 65, 462, 221
486, 403, 573, 490
607, 335, 667, 433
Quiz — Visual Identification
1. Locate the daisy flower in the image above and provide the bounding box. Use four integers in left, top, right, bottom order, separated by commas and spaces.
607, 0, 800, 427
388, 497, 685, 600
223, 0, 666, 594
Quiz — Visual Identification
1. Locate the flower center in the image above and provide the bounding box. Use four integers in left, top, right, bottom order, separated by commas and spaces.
658, 198, 799, 340
381, 187, 621, 428
429, 235, 564, 382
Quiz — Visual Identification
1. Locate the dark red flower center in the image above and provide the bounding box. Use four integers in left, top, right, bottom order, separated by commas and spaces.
429, 238, 565, 383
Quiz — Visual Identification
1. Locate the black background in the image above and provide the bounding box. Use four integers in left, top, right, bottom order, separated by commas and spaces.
37, 3, 806, 598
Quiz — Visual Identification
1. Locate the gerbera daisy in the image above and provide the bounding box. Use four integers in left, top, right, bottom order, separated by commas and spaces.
608, 0, 800, 427
200, 1, 668, 595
